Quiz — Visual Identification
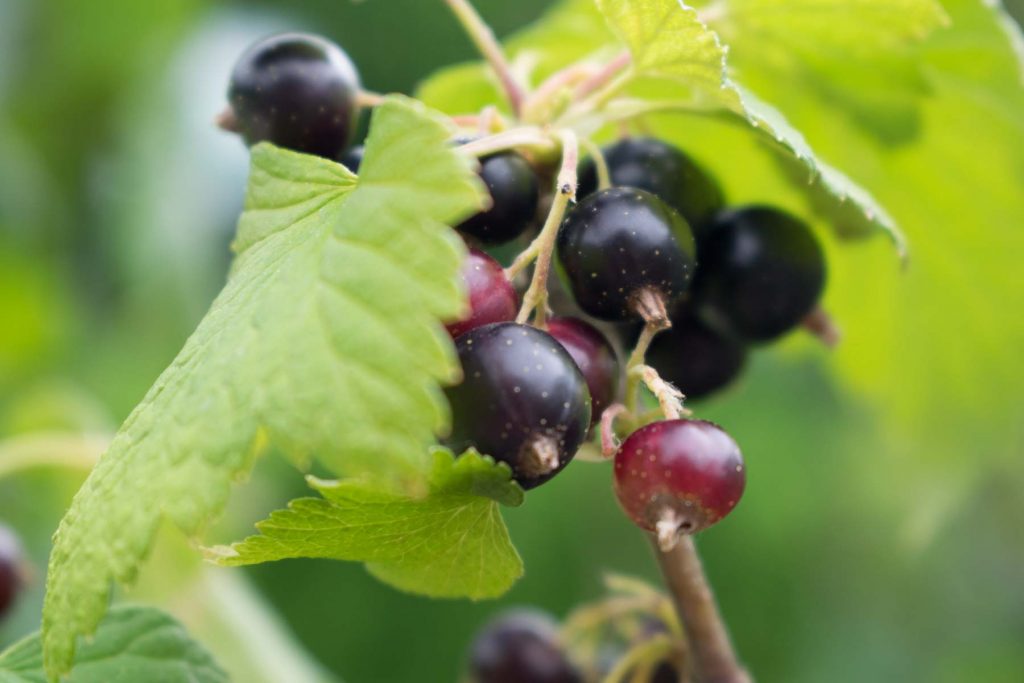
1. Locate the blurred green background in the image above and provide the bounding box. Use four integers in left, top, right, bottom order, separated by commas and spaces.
1, 0, 1022, 682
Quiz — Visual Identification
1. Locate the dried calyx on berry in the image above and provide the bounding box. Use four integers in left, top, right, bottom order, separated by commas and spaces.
445, 323, 592, 490
225, 32, 361, 160
557, 188, 697, 324
614, 419, 746, 550
578, 137, 724, 239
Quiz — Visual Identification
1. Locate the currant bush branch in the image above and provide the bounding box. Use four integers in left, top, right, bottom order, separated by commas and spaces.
515, 129, 578, 327
443, 0, 526, 118
651, 536, 751, 683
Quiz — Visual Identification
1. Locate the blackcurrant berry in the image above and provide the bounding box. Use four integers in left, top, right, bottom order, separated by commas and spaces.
614, 420, 745, 543
227, 33, 361, 159
445, 323, 591, 489
468, 609, 582, 683
0, 524, 26, 621
557, 188, 697, 321
446, 249, 519, 338
458, 153, 540, 245
695, 206, 825, 343
339, 144, 364, 172
645, 312, 747, 400
578, 138, 724, 237
547, 317, 620, 424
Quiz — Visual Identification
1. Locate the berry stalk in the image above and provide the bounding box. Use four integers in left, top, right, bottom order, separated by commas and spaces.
650, 536, 751, 683
515, 129, 579, 327
443, 0, 526, 118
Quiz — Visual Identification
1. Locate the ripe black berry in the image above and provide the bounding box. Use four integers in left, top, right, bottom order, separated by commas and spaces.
578, 138, 724, 237
0, 524, 26, 621
227, 33, 361, 159
547, 317, 620, 423
468, 609, 582, 683
614, 420, 745, 544
339, 144, 364, 172
557, 188, 697, 321
645, 312, 747, 400
445, 323, 591, 489
446, 249, 519, 338
696, 206, 826, 343
458, 153, 540, 245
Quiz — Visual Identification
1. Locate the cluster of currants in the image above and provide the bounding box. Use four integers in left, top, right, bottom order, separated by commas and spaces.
221, 32, 828, 554
465, 607, 682, 683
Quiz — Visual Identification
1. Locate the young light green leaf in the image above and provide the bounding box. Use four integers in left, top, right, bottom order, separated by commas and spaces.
592, 0, 909, 253
1, 605, 227, 683
718, 0, 949, 55
42, 96, 487, 679
208, 450, 524, 600
596, 0, 725, 99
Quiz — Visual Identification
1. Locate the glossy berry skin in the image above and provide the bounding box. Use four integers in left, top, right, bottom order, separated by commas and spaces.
696, 206, 825, 343
578, 138, 724, 237
458, 153, 540, 244
0, 524, 25, 620
614, 420, 745, 536
338, 144, 364, 172
547, 317, 620, 424
228, 33, 361, 159
469, 609, 582, 683
446, 249, 519, 338
646, 313, 747, 400
557, 188, 697, 321
445, 323, 591, 489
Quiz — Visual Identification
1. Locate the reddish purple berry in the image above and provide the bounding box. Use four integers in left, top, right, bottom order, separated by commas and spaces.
447, 249, 519, 338
614, 420, 745, 544
0, 524, 26, 621
468, 609, 582, 683
547, 317, 620, 424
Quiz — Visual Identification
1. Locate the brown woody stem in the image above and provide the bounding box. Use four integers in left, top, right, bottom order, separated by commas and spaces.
650, 535, 752, 683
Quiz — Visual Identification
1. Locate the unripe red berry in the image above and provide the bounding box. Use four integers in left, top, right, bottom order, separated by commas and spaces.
614, 420, 745, 547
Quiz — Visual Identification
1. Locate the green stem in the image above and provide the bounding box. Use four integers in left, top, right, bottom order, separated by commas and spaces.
515, 129, 579, 327
580, 137, 611, 190
444, 0, 525, 118
459, 127, 554, 158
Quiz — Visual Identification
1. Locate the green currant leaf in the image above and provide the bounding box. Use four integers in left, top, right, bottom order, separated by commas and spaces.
41, 96, 487, 679
207, 449, 524, 600
1, 606, 226, 683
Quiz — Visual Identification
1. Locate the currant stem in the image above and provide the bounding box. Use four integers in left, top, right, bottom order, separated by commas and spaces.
355, 90, 386, 108
650, 535, 752, 683
515, 129, 579, 326
580, 137, 612, 191
574, 50, 632, 102
443, 0, 526, 118
459, 128, 554, 158
600, 633, 676, 683
600, 403, 628, 458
